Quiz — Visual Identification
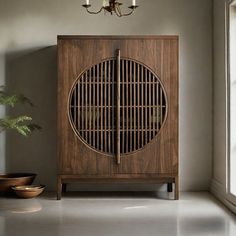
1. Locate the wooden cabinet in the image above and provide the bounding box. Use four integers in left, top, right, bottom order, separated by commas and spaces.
57, 36, 179, 200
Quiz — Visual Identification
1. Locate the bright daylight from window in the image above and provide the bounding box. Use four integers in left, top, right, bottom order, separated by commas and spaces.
230, 3, 236, 196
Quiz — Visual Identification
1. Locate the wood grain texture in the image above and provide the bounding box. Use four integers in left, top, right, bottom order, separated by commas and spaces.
57, 36, 179, 199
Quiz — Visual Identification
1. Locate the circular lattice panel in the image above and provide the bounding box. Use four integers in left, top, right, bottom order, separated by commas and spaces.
69, 58, 167, 155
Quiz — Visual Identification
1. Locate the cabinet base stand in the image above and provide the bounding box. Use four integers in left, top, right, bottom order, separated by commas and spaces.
167, 183, 173, 192
56, 175, 179, 200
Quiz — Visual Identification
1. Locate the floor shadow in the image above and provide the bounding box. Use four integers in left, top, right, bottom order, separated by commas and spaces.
5, 46, 57, 190
41, 190, 173, 200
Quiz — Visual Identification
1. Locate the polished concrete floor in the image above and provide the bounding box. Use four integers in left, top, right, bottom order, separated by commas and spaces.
0, 192, 235, 236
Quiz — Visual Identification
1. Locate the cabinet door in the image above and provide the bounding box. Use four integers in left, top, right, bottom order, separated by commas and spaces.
58, 38, 118, 175
112, 38, 178, 175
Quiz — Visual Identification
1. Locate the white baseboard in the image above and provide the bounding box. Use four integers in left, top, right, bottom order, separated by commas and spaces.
210, 178, 236, 215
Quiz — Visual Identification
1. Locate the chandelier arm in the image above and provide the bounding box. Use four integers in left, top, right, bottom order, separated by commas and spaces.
83, 2, 138, 17
118, 9, 135, 17
115, 3, 135, 17
86, 7, 104, 14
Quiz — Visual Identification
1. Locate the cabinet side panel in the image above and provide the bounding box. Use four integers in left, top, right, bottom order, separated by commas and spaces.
170, 39, 179, 174
58, 39, 69, 174
157, 40, 172, 174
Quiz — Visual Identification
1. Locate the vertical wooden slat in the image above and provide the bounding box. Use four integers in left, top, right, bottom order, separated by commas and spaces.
112, 59, 115, 154
145, 68, 148, 145
96, 64, 99, 149
89, 68, 91, 145
148, 71, 152, 142
81, 74, 84, 139
93, 65, 95, 146
100, 62, 103, 151
108, 60, 111, 153
77, 80, 80, 132
74, 84, 76, 130
122, 59, 125, 154
126, 60, 129, 153
133, 61, 136, 150
130, 60, 133, 151
156, 82, 159, 130
141, 65, 144, 147
137, 63, 140, 149
104, 61, 107, 152
160, 84, 163, 126
152, 74, 155, 138
85, 71, 88, 141
116, 49, 121, 164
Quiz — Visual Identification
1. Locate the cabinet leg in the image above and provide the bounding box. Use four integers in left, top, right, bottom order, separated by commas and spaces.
174, 176, 179, 200
167, 183, 173, 192
57, 176, 62, 200
62, 183, 67, 193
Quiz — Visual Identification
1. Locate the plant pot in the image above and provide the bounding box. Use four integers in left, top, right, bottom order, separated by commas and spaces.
0, 173, 36, 193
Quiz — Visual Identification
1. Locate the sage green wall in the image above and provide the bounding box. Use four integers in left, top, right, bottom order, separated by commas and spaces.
0, 0, 212, 191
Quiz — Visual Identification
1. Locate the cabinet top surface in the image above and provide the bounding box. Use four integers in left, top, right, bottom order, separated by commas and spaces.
57, 35, 179, 40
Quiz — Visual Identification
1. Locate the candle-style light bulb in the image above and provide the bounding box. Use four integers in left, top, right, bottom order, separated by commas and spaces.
86, 0, 90, 5
132, 0, 136, 6
103, 0, 109, 7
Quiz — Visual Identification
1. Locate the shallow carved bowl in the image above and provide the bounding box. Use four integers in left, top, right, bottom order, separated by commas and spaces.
12, 185, 45, 198
0, 173, 36, 192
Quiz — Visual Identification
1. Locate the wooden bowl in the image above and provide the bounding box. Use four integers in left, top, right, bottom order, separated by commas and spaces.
12, 185, 45, 198
0, 173, 36, 192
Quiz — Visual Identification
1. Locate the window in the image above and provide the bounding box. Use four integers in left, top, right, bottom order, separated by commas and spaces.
228, 0, 236, 198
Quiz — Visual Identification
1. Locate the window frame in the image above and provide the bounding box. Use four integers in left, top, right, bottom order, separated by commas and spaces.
226, 0, 236, 205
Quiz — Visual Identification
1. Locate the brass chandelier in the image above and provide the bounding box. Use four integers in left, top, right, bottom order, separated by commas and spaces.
82, 0, 139, 17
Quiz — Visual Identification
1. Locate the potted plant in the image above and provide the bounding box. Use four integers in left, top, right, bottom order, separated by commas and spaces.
0, 86, 41, 192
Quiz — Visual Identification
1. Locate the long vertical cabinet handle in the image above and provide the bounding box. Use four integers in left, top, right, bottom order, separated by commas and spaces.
116, 49, 121, 164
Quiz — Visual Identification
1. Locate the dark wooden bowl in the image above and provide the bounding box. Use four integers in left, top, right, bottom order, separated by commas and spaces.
0, 173, 36, 192
12, 185, 45, 198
